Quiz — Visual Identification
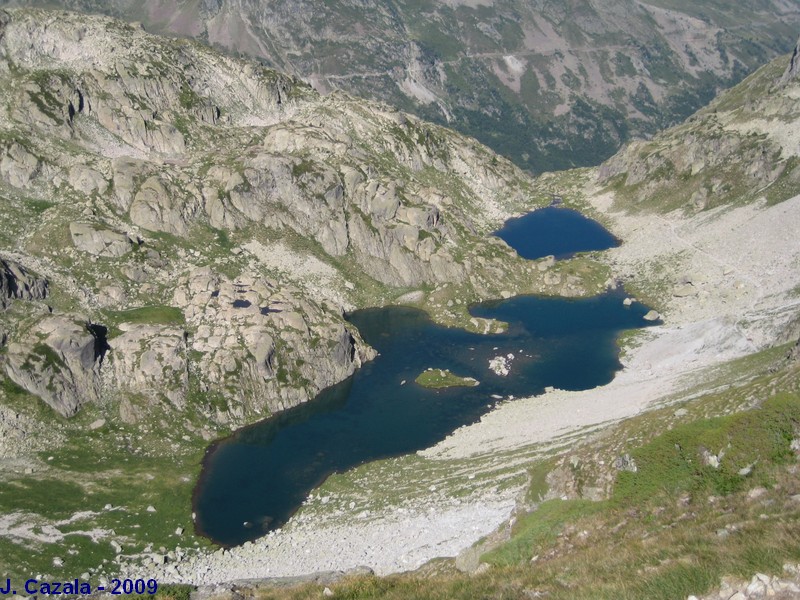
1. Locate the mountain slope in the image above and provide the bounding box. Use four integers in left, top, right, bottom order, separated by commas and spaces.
3, 0, 800, 172
1, 7, 799, 596
175, 37, 800, 600
0, 6, 580, 426
597, 47, 800, 214
0, 7, 615, 582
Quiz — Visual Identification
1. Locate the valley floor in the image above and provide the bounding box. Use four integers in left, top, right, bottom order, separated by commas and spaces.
120, 190, 800, 586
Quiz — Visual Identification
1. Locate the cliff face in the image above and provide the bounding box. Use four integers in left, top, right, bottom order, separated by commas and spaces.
2, 0, 799, 172
0, 8, 571, 427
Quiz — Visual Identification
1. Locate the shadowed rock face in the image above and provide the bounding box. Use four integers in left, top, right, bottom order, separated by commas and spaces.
790, 338, 800, 363
781, 36, 800, 86
0, 259, 48, 309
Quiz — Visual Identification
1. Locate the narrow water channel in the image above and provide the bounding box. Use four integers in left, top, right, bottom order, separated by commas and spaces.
193, 207, 652, 547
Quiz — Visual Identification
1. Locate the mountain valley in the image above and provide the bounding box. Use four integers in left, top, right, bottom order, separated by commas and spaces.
0, 5, 799, 600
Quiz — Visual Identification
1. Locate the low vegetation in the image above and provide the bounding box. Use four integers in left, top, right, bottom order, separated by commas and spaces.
0, 382, 217, 581
415, 369, 479, 389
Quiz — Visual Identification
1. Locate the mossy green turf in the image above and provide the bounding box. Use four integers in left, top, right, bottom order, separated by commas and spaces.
414, 369, 478, 389
0, 382, 217, 582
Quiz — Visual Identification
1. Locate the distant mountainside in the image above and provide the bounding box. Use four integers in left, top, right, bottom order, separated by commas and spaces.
2, 0, 799, 172
596, 35, 800, 215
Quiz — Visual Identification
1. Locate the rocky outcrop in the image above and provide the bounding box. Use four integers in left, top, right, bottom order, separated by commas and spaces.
693, 566, 800, 600
0, 8, 538, 424
597, 46, 800, 214
789, 338, 800, 363
3, 315, 104, 417
69, 222, 135, 258
172, 267, 375, 419
1, 258, 48, 309
0, 142, 40, 189
68, 165, 108, 196
107, 324, 189, 412
780, 36, 800, 85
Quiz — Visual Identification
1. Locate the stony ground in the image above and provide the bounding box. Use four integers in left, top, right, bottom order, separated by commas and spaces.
693, 564, 800, 599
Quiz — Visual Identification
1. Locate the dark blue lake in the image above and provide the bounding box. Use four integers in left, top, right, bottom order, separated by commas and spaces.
495, 206, 619, 259
193, 207, 643, 547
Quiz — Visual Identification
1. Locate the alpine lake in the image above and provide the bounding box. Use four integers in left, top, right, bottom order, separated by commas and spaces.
194, 206, 656, 547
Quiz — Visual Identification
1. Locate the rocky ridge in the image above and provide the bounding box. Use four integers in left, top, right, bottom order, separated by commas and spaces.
3, 0, 799, 172
0, 257, 48, 309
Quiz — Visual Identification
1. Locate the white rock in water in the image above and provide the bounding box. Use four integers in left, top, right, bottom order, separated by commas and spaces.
489, 355, 510, 376
643, 310, 661, 321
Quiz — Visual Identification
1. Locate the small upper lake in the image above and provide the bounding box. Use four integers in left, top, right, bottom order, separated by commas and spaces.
494, 206, 619, 259
193, 206, 641, 547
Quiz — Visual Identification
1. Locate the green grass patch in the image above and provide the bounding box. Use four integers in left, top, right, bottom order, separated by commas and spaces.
614, 392, 800, 506
482, 499, 605, 567
154, 584, 195, 600
31, 342, 67, 371
414, 368, 478, 389
0, 478, 88, 520
104, 306, 184, 329
0, 405, 213, 581
291, 159, 316, 180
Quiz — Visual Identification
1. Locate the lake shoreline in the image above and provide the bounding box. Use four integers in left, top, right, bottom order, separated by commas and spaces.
193, 292, 651, 546
121, 192, 800, 586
